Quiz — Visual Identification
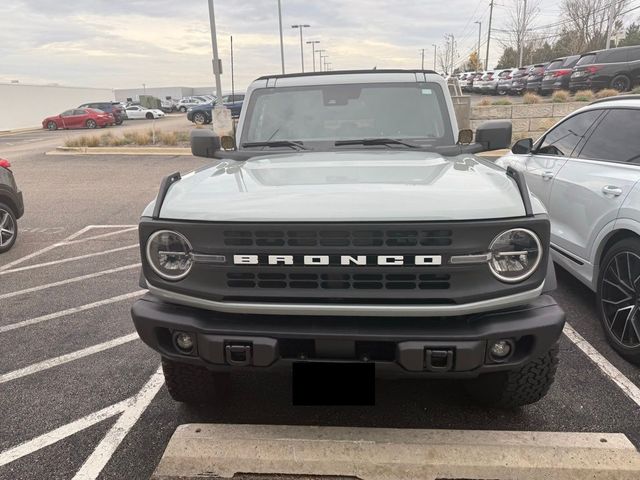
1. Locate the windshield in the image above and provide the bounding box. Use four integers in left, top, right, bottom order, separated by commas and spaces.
241, 82, 454, 146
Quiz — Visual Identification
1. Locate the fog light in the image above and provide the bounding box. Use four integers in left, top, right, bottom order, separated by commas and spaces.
490, 340, 512, 359
174, 332, 194, 353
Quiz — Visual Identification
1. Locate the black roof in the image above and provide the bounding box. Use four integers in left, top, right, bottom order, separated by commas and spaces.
256, 69, 438, 80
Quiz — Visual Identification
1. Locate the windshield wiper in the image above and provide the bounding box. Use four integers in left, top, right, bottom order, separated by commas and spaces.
334, 138, 423, 148
241, 140, 308, 151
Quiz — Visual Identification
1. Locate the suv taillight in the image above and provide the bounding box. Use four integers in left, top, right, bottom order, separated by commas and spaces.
553, 69, 572, 77
585, 65, 603, 74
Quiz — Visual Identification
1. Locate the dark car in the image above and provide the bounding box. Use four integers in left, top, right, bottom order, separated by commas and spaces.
0, 158, 24, 253
525, 63, 550, 93
570, 45, 640, 92
508, 66, 532, 94
496, 67, 524, 95
78, 102, 127, 124
186, 94, 245, 124
540, 55, 580, 94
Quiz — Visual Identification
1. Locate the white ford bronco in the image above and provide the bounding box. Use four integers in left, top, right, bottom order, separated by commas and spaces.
132, 70, 565, 407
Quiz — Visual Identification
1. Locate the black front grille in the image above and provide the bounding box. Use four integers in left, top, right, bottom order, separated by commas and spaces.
227, 272, 451, 290
223, 229, 452, 248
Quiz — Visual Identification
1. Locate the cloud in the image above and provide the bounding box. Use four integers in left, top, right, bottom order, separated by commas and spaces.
1, 0, 563, 90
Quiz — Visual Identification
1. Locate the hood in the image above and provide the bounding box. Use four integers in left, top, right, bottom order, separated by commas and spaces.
155, 151, 529, 222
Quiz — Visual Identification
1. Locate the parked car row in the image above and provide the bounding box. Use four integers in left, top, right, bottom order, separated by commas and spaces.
186, 93, 245, 124
459, 44, 640, 95
42, 101, 166, 131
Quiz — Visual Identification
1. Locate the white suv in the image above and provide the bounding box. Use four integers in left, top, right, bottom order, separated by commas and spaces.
497, 96, 640, 363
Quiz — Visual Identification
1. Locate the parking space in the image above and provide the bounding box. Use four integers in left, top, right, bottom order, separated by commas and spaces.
0, 148, 639, 479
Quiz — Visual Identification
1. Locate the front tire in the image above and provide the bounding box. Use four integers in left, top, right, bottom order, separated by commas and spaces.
465, 343, 559, 408
146, 112, 154, 119
193, 112, 207, 125
179, 106, 187, 113
47, 121, 58, 131
0, 203, 18, 253
610, 75, 631, 92
597, 238, 640, 364
162, 358, 230, 404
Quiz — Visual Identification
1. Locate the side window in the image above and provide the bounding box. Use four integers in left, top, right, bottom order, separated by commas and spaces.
73, 109, 87, 115
536, 110, 602, 157
601, 49, 629, 63
628, 47, 640, 62
577, 109, 640, 163
61, 110, 74, 117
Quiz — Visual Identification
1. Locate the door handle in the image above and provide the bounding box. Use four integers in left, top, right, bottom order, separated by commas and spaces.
541, 171, 554, 180
602, 185, 623, 196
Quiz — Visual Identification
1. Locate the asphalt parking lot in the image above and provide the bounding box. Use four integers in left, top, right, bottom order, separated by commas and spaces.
0, 133, 639, 479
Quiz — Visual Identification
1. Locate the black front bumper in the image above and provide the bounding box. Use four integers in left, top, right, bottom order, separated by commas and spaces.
132, 294, 565, 378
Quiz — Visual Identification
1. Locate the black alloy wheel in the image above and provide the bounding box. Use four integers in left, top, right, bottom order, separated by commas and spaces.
610, 75, 631, 92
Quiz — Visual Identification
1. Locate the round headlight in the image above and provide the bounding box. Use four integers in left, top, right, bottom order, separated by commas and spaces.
146, 230, 193, 281
488, 228, 542, 283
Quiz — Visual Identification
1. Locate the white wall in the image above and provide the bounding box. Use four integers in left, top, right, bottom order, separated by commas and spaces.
114, 87, 192, 102
0, 83, 114, 131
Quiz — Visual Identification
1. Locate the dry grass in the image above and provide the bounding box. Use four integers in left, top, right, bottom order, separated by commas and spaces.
522, 93, 541, 104
594, 88, 619, 99
492, 99, 512, 105
632, 86, 640, 94
477, 97, 492, 106
551, 90, 570, 103
573, 90, 594, 102
64, 129, 190, 148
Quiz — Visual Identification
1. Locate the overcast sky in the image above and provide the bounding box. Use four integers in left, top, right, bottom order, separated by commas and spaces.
0, 0, 619, 92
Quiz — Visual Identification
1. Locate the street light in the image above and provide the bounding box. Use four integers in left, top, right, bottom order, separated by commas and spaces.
320, 53, 328, 72
316, 49, 326, 72
306, 40, 320, 72
277, 0, 285, 74
207, 0, 223, 100
474, 21, 482, 69
291, 24, 310, 72
432, 44, 437, 71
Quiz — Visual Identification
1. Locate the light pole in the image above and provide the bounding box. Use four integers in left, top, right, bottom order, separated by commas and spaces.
291, 24, 310, 72
519, 0, 527, 66
306, 40, 320, 72
317, 49, 326, 72
474, 20, 482, 70
432, 44, 437, 71
277, 0, 285, 74
325, 62, 332, 71
485, 0, 494, 70
320, 54, 329, 71
207, 0, 223, 100
420, 49, 425, 70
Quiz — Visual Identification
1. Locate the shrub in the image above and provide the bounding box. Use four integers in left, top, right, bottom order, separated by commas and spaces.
523, 93, 541, 104
492, 99, 512, 106
631, 86, 640, 94
573, 90, 594, 102
158, 132, 178, 146
594, 88, 619, 99
477, 97, 492, 106
64, 135, 100, 148
175, 131, 190, 143
551, 90, 570, 103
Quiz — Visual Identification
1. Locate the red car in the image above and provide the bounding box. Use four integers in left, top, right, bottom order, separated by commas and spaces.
42, 108, 115, 130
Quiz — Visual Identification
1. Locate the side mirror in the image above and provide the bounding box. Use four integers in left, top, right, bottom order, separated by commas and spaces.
475, 120, 512, 151
511, 138, 533, 155
190, 129, 221, 158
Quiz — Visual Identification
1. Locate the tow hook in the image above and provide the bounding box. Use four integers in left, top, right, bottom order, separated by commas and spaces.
425, 349, 454, 372
225, 343, 253, 366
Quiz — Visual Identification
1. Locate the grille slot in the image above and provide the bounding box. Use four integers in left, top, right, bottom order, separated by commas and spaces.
226, 272, 451, 290
223, 229, 452, 248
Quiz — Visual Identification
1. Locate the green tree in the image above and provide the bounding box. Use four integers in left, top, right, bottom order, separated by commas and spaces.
620, 23, 640, 47
497, 47, 518, 69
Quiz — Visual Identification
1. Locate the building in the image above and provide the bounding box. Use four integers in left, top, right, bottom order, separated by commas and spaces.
0, 82, 114, 132
114, 86, 215, 103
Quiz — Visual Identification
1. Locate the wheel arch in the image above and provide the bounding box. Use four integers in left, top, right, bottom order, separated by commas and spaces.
594, 227, 640, 283
0, 193, 19, 218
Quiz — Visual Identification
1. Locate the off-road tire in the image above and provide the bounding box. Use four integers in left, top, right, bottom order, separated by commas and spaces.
610, 74, 631, 92
597, 238, 640, 364
162, 358, 230, 404
465, 343, 559, 408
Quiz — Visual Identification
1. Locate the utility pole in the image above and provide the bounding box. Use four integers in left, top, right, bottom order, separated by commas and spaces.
318, 50, 327, 72
485, 0, 494, 70
230, 36, 235, 100
291, 24, 310, 72
518, 0, 527, 67
325, 62, 332, 71
474, 21, 482, 69
450, 34, 455, 74
605, 0, 617, 49
277, 0, 285, 74
306, 40, 320, 71
420, 48, 425, 70
207, 0, 223, 100
432, 44, 437, 71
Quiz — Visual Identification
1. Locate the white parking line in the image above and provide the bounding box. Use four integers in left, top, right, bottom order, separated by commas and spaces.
564, 322, 640, 408
0, 290, 145, 333
0, 245, 139, 276
0, 264, 140, 301
63, 227, 137, 246
0, 333, 139, 384
72, 366, 164, 480
0, 398, 130, 467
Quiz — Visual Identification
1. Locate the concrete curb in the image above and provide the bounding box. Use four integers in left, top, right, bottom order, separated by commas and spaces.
152, 424, 640, 480
48, 146, 191, 156
0, 127, 41, 137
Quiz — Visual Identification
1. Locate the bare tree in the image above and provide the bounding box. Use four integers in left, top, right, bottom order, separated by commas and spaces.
498, 0, 542, 66
560, 0, 629, 51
